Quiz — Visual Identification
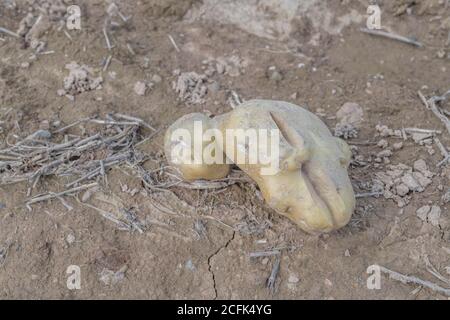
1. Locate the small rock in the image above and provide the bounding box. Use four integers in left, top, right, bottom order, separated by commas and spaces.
151, 74, 162, 83
401, 173, 423, 192
288, 274, 300, 283
261, 257, 269, 265
185, 259, 196, 271
416, 205, 430, 221
134, 81, 147, 96
377, 139, 388, 148
413, 159, 428, 174
396, 183, 410, 197
377, 149, 392, 158
411, 132, 433, 143
207, 81, 220, 93
393, 142, 403, 150
99, 266, 127, 286
336, 102, 364, 128
39, 120, 50, 131
413, 172, 432, 188
66, 234, 75, 244
428, 206, 441, 227
268, 68, 283, 82
344, 249, 350, 257
442, 189, 450, 204
32, 130, 51, 140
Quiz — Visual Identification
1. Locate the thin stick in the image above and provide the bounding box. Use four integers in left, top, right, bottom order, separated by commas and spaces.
103, 55, 112, 72
168, 34, 180, 52
418, 91, 450, 136
360, 28, 423, 47
0, 27, 20, 38
379, 266, 450, 297
114, 113, 156, 131
26, 183, 98, 205
434, 138, 450, 167
404, 128, 441, 134
249, 250, 281, 258
103, 27, 112, 51
356, 192, 383, 198
267, 255, 281, 293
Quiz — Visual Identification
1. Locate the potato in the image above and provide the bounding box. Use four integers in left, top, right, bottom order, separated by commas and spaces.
164, 100, 355, 233
164, 113, 230, 181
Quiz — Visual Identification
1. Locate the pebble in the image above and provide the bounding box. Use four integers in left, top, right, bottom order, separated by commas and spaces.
393, 142, 403, 150
288, 274, 300, 283
268, 68, 283, 82
416, 205, 430, 221
377, 139, 388, 148
428, 206, 441, 227
151, 74, 162, 83
66, 234, 75, 244
134, 81, 147, 96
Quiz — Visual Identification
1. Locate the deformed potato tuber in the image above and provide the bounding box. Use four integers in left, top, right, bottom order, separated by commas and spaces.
164, 100, 356, 233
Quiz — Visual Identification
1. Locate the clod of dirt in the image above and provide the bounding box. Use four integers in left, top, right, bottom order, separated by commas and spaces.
334, 123, 358, 139
442, 189, 450, 204
416, 205, 441, 227
288, 274, 299, 283
393, 142, 404, 150
375, 124, 403, 138
99, 265, 127, 286
336, 102, 363, 127
203, 55, 247, 77
173, 72, 208, 105
377, 139, 389, 148
266, 66, 283, 82
374, 161, 434, 207
134, 81, 149, 96
58, 62, 103, 97
334, 102, 363, 139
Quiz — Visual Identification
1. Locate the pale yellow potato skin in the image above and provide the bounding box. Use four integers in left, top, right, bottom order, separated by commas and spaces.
164, 113, 230, 181
164, 100, 355, 233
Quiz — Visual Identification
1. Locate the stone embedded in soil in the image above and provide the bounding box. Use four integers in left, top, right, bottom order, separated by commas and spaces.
377, 139, 388, 148
374, 160, 436, 207
393, 142, 403, 150
416, 205, 441, 226
443, 189, 450, 204
413, 159, 434, 178
267, 68, 283, 82
428, 206, 441, 227
334, 122, 358, 139
396, 183, 409, 197
288, 274, 300, 283
59, 62, 103, 96
334, 102, 363, 139
336, 102, 363, 127
401, 173, 423, 192
173, 71, 208, 105
134, 81, 147, 96
416, 205, 430, 221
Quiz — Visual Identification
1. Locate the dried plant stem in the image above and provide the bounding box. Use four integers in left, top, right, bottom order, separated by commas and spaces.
360, 28, 423, 47
379, 266, 450, 297
27, 182, 98, 205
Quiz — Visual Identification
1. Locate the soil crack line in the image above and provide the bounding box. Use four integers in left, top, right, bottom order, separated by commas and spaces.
207, 230, 236, 299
